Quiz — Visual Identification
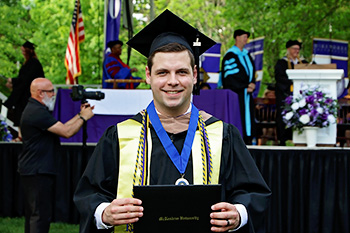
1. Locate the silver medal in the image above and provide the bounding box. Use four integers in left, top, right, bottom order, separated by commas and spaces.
175, 177, 189, 185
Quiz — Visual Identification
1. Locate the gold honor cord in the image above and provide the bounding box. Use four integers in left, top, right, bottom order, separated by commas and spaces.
132, 111, 147, 194
143, 116, 149, 186
198, 114, 213, 184
198, 119, 207, 184
128, 111, 148, 232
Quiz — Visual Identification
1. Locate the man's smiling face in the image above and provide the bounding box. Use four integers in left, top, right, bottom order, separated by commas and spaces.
146, 50, 197, 116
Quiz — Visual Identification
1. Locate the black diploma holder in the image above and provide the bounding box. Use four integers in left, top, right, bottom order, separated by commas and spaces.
133, 184, 222, 233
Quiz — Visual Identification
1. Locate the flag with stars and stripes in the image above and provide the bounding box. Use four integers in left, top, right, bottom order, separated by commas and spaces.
65, 0, 85, 85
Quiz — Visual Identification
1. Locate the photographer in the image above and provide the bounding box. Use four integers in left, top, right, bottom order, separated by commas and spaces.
19, 77, 94, 233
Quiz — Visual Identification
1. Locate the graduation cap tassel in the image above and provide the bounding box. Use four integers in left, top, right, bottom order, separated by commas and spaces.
193, 31, 201, 95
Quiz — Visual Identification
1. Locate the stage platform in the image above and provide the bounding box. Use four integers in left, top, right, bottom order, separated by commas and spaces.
1, 142, 349, 233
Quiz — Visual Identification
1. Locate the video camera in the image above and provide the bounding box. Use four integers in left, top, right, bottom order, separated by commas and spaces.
70, 85, 105, 103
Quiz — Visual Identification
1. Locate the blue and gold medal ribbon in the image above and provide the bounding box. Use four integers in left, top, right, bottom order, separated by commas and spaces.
146, 101, 199, 175
125, 104, 212, 232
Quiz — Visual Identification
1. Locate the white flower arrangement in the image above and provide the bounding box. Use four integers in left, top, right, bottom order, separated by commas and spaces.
282, 84, 338, 134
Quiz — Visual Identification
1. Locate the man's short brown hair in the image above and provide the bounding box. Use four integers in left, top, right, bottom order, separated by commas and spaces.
147, 43, 195, 73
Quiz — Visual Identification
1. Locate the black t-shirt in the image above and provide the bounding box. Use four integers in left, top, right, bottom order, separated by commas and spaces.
18, 98, 59, 175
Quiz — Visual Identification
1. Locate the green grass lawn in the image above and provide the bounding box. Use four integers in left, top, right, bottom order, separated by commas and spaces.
0, 217, 79, 233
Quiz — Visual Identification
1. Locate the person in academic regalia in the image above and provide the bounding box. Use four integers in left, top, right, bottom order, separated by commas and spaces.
4, 41, 45, 140
102, 40, 141, 89
275, 40, 308, 146
222, 29, 256, 145
74, 10, 271, 233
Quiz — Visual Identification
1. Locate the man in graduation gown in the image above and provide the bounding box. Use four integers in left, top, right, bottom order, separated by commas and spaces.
74, 10, 271, 233
275, 40, 308, 146
221, 29, 256, 145
4, 41, 45, 140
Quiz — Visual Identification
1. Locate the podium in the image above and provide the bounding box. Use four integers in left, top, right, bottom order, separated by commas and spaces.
286, 68, 344, 145
104, 79, 146, 89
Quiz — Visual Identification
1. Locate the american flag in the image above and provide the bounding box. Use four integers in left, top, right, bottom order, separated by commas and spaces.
65, 0, 85, 84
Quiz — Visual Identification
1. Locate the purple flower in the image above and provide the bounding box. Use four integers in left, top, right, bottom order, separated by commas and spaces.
321, 113, 328, 121
306, 95, 315, 103
5, 134, 13, 141
284, 96, 293, 105
325, 98, 333, 104
1, 120, 13, 142
299, 109, 307, 115
310, 109, 318, 117
316, 91, 323, 99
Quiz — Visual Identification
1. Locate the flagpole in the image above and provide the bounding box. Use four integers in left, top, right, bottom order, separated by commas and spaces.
251, 27, 255, 40
125, 0, 133, 65
329, 23, 333, 60
103, 0, 108, 55
150, 0, 155, 20
97, 0, 102, 82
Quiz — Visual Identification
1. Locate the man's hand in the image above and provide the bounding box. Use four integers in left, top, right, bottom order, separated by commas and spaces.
247, 82, 256, 93
102, 198, 143, 226
79, 103, 94, 121
210, 202, 241, 232
130, 68, 138, 73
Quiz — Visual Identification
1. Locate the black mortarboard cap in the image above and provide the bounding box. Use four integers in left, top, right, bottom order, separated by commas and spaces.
234, 29, 250, 38
22, 40, 35, 49
107, 40, 123, 49
286, 40, 302, 48
127, 9, 216, 94
127, 9, 215, 58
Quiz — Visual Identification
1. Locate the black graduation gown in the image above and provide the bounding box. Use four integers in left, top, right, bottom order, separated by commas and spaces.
274, 58, 308, 145
73, 114, 271, 233
221, 52, 256, 140
4, 57, 44, 126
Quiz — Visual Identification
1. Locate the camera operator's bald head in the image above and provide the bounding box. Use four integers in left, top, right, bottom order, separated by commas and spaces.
30, 78, 54, 103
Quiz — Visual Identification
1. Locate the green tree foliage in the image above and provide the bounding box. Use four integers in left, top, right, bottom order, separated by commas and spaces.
1, 0, 349, 96
151, 0, 350, 95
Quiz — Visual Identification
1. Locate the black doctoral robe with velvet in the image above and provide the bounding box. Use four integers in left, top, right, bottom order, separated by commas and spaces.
274, 58, 308, 145
222, 52, 256, 141
73, 113, 271, 233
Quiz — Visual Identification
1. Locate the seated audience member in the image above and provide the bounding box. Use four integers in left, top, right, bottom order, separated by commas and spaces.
102, 40, 141, 89
200, 82, 211, 90
263, 83, 276, 99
